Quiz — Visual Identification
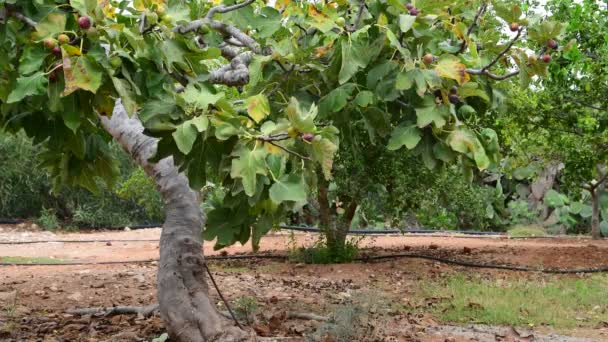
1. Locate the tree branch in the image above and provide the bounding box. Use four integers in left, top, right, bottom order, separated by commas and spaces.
481, 27, 523, 72
265, 141, 311, 161
67, 304, 159, 318
205, 0, 255, 19
9, 10, 37, 28
347, 1, 366, 32
174, 19, 263, 55
466, 68, 520, 80
257, 133, 291, 142
458, 3, 488, 53
208, 52, 253, 86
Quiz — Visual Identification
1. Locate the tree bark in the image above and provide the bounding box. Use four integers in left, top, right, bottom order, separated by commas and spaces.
317, 179, 358, 256
591, 189, 601, 240
100, 101, 249, 341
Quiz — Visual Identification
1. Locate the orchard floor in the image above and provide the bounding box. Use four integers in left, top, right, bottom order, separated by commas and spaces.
1, 224, 608, 341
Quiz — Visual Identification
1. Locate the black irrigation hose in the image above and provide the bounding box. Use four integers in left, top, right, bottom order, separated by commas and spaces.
2, 253, 608, 274
0, 239, 160, 245
279, 225, 506, 236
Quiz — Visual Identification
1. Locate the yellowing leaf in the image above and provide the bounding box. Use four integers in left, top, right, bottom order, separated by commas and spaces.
435, 55, 470, 85
264, 142, 284, 155
133, 0, 166, 11
245, 94, 270, 123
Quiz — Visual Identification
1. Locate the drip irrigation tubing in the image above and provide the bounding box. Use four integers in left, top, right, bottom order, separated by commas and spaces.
2, 253, 608, 274
0, 239, 160, 245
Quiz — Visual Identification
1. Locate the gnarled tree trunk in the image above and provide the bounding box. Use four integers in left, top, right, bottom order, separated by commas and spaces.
100, 101, 249, 341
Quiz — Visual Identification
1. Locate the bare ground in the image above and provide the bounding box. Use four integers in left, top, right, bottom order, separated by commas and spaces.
1, 224, 608, 341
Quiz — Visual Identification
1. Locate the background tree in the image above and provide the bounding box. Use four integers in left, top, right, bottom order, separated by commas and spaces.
1, 0, 557, 340
494, 0, 608, 238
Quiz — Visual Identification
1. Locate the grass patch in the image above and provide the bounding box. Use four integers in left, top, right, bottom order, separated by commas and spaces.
508, 224, 547, 237
415, 273, 608, 328
0, 256, 66, 264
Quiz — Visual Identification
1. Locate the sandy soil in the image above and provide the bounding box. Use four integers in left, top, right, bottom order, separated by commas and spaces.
1, 225, 608, 341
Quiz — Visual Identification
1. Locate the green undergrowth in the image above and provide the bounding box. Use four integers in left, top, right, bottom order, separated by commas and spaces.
0, 256, 67, 264
413, 273, 608, 329
508, 224, 548, 237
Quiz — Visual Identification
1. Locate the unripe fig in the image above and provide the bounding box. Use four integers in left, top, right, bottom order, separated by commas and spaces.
336, 17, 346, 27
161, 14, 173, 24
302, 133, 315, 142
449, 94, 460, 104
109, 56, 122, 68
547, 39, 558, 49
78, 16, 92, 30
86, 27, 98, 38
57, 34, 70, 45
450, 85, 458, 94
43, 38, 57, 50
541, 54, 552, 63
146, 11, 159, 25
509, 22, 520, 32
423, 53, 434, 64
52, 46, 62, 57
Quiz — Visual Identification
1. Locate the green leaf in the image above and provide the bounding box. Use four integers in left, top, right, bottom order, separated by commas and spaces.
35, 13, 66, 38
545, 189, 567, 208
19, 47, 48, 75
415, 95, 448, 128
311, 137, 338, 180
7, 72, 48, 103
111, 78, 137, 116
230, 147, 268, 196
172, 121, 198, 155
70, 0, 97, 15
354, 91, 374, 108
433, 142, 456, 163
286, 97, 316, 132
399, 14, 416, 33
387, 125, 421, 150
181, 84, 224, 109
447, 128, 490, 170
61, 97, 81, 133
245, 94, 270, 123
269, 174, 307, 204
62, 56, 103, 96
319, 84, 355, 113
339, 39, 369, 84
191, 116, 209, 132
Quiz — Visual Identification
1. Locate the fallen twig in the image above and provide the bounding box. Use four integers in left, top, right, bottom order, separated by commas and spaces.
67, 304, 159, 318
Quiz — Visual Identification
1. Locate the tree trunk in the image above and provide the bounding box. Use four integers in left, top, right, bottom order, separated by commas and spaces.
100, 101, 249, 341
317, 180, 358, 257
591, 189, 601, 239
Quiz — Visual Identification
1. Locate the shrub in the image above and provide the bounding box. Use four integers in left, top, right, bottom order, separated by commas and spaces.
0, 131, 163, 228
35, 207, 60, 231
289, 236, 361, 264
